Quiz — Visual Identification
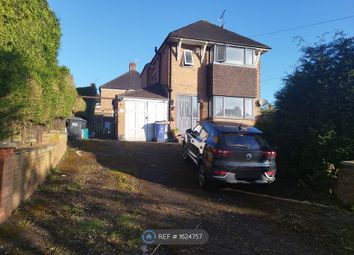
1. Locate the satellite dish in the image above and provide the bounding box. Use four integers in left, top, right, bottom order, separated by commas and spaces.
258, 99, 268, 106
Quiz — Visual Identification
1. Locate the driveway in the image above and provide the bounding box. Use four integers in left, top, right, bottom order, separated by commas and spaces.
0, 140, 353, 255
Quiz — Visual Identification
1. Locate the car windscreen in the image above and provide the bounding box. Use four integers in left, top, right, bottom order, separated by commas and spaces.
221, 133, 270, 150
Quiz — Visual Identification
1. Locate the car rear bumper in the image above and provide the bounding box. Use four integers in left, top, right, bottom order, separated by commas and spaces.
212, 172, 276, 184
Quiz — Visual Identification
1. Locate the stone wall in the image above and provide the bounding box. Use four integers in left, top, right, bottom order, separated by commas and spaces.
0, 132, 67, 223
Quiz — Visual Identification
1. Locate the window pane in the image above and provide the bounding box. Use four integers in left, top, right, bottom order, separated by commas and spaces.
192, 96, 198, 118
222, 134, 270, 149
224, 97, 243, 117
245, 49, 254, 65
213, 96, 223, 116
245, 98, 253, 118
184, 50, 193, 65
215, 45, 226, 62
226, 47, 244, 65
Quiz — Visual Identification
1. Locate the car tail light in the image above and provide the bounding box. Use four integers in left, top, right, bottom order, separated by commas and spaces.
265, 171, 276, 177
214, 170, 229, 176
212, 135, 219, 144
264, 151, 276, 159
211, 148, 233, 157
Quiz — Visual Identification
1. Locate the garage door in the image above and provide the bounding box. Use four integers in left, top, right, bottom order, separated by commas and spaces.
125, 100, 167, 141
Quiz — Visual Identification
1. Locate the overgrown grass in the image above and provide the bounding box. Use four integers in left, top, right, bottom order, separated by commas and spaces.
112, 171, 137, 192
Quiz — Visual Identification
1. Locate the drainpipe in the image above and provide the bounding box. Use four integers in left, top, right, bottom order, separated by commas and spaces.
168, 44, 172, 123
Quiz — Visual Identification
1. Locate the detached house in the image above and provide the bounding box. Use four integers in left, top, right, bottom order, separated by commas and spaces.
114, 20, 270, 141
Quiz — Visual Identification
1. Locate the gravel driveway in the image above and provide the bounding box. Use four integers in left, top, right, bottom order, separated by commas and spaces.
0, 140, 353, 255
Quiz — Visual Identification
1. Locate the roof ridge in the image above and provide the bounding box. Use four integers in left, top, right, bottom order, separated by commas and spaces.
168, 19, 270, 49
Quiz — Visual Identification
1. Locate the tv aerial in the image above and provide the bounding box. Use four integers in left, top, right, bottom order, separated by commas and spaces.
218, 9, 226, 28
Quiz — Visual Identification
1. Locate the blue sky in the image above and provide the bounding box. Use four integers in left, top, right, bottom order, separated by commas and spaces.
48, 0, 354, 102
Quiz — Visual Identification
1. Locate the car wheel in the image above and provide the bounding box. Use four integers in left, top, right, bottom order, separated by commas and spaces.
198, 162, 212, 188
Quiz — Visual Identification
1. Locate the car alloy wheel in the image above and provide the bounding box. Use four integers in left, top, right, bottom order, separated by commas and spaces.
199, 163, 210, 188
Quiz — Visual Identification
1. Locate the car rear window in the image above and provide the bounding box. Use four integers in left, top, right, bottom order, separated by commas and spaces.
221, 133, 270, 149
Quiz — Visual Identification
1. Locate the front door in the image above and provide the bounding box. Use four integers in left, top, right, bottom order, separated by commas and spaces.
176, 95, 199, 134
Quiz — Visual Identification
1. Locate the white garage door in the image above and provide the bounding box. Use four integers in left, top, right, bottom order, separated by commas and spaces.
125, 99, 167, 141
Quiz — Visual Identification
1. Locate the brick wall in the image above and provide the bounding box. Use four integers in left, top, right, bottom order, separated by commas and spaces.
100, 89, 125, 116
211, 63, 257, 97
116, 101, 125, 140
0, 133, 67, 223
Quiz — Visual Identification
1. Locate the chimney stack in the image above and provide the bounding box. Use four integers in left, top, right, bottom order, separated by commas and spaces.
129, 62, 136, 72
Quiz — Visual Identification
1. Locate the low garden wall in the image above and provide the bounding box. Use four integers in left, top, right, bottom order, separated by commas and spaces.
0, 132, 67, 223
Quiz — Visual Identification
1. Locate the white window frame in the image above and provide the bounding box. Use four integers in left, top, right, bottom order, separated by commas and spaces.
183, 49, 194, 66
214, 45, 255, 67
213, 96, 254, 119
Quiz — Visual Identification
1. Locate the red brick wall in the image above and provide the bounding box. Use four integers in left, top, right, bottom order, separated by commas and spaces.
0, 133, 67, 223
211, 63, 258, 97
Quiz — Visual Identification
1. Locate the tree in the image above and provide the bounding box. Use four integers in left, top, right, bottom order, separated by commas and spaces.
76, 83, 98, 120
257, 33, 354, 190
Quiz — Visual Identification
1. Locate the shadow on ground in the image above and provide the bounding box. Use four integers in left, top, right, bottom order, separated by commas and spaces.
0, 140, 353, 255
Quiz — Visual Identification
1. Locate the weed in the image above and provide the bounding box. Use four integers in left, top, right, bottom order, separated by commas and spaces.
81, 219, 107, 232
111, 171, 137, 192
50, 167, 62, 175
37, 184, 60, 193
62, 205, 84, 216
18, 219, 34, 228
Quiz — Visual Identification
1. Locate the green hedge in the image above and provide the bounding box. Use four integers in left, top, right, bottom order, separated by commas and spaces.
0, 0, 77, 139
256, 33, 354, 191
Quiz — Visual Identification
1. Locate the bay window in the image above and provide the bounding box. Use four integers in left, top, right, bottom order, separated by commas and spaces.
213, 96, 254, 119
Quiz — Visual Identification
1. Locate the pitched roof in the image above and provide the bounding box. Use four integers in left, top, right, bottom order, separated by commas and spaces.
100, 70, 141, 90
169, 20, 270, 49
120, 84, 168, 100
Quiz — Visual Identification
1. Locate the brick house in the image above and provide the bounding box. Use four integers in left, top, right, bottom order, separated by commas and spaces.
115, 20, 270, 141
99, 62, 141, 117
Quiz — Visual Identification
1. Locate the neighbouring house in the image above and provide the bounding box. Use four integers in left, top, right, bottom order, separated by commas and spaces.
99, 62, 141, 117
114, 20, 270, 141
95, 62, 141, 138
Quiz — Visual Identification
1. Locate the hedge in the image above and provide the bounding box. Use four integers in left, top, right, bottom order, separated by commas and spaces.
0, 0, 77, 139
256, 33, 354, 192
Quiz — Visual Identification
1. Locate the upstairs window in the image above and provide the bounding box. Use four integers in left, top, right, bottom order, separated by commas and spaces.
215, 45, 226, 62
214, 45, 255, 66
183, 50, 194, 66
226, 47, 244, 65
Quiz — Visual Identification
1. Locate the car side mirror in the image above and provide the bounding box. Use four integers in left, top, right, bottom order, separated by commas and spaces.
186, 128, 192, 134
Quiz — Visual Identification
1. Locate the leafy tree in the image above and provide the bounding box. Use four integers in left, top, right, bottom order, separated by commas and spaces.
257, 33, 354, 190
76, 83, 98, 120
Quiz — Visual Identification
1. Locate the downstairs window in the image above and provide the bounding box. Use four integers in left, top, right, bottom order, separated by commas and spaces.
213, 96, 254, 119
